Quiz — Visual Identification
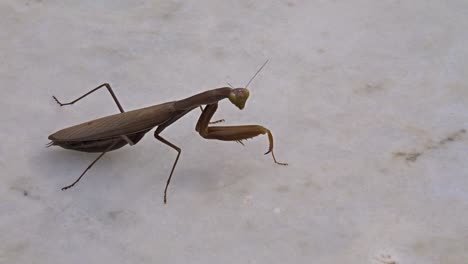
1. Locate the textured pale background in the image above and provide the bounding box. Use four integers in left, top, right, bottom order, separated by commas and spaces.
1, 1, 468, 263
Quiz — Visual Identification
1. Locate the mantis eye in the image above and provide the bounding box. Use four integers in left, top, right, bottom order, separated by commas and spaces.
229, 88, 250, 109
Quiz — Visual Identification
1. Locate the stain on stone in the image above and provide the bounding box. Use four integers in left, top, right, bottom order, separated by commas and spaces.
394, 129, 466, 163
354, 82, 385, 95
213, 47, 227, 60
24, 0, 42, 6
439, 129, 466, 145
287, 2, 295, 7
106, 210, 137, 224
162, 13, 173, 20
297, 240, 308, 248
320, 31, 329, 38
304, 180, 322, 191
161, 2, 183, 21
317, 48, 325, 54
393, 151, 422, 162
379, 168, 389, 174
237, 188, 249, 195
10, 185, 38, 199
242, 194, 253, 205
242, 1, 255, 9
375, 254, 397, 264
447, 82, 468, 100
3, 241, 29, 261
411, 237, 468, 263
243, 220, 256, 231
275, 185, 290, 193
108, 210, 123, 220
405, 152, 421, 162
297, 240, 310, 256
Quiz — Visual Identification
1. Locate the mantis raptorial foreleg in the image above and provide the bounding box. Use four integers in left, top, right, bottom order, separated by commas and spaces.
52, 83, 125, 113
196, 103, 287, 166
199, 106, 225, 124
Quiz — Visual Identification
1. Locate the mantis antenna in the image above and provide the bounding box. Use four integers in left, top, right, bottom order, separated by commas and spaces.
245, 59, 269, 88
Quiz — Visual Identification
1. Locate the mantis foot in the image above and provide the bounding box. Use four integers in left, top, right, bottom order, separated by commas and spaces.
52, 96, 65, 106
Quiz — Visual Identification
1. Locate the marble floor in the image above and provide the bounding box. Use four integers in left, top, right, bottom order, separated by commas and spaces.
1, 1, 467, 263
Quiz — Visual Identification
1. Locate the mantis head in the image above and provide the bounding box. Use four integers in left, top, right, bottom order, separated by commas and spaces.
229, 88, 250, 110
227, 59, 269, 110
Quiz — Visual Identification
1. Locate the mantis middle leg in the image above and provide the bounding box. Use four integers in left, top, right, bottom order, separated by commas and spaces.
153, 109, 193, 204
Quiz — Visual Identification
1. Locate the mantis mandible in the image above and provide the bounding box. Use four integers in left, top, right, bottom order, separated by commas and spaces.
48, 61, 287, 203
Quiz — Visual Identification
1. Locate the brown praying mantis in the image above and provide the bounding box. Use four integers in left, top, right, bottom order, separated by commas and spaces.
48, 60, 287, 203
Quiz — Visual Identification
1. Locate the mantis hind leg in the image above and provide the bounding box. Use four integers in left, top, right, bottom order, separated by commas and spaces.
61, 140, 120, 190
197, 103, 287, 166
52, 83, 125, 113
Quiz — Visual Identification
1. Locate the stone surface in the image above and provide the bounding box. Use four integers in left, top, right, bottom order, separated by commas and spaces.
1, 1, 467, 263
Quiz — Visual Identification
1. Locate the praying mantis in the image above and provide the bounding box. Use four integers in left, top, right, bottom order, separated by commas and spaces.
48, 61, 287, 203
